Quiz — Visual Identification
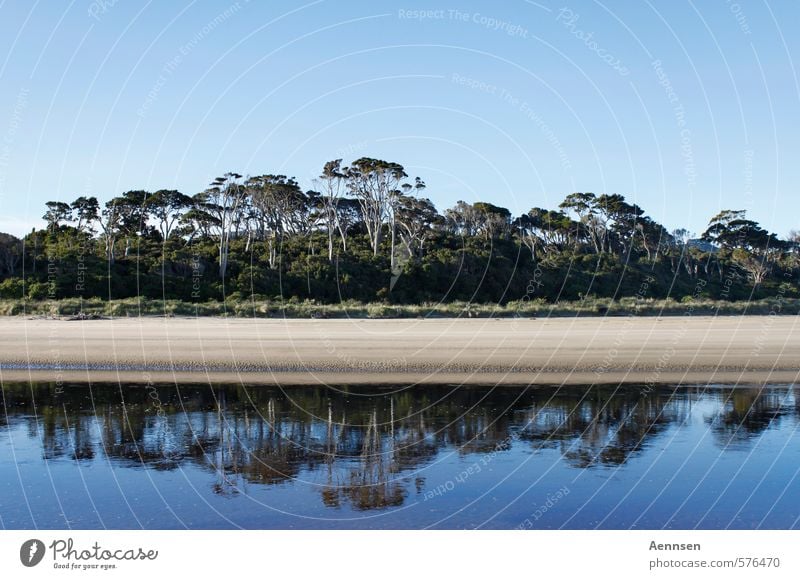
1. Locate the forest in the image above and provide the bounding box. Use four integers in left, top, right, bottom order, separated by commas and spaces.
0, 157, 796, 314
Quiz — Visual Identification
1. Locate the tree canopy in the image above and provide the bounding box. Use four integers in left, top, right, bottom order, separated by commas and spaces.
1, 158, 796, 305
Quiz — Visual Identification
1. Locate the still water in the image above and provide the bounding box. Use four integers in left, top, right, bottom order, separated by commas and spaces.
1, 383, 798, 529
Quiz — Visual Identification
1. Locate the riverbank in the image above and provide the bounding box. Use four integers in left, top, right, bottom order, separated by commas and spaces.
0, 296, 799, 318
0, 316, 797, 385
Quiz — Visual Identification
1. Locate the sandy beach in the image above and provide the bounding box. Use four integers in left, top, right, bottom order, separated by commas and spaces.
0, 316, 797, 386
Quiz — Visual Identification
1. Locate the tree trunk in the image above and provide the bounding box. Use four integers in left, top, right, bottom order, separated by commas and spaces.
337, 221, 348, 253
219, 229, 229, 280
373, 221, 381, 256
219, 243, 227, 280
640, 229, 652, 262
267, 238, 278, 270
390, 213, 396, 270
106, 237, 115, 265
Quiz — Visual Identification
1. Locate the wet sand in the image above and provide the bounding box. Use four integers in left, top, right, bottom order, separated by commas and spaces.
0, 316, 797, 385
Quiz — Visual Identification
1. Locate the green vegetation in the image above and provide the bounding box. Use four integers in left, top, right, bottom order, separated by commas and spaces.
1, 157, 797, 316
1, 297, 798, 319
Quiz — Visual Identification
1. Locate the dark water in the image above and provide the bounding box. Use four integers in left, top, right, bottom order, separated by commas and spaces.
1, 382, 798, 529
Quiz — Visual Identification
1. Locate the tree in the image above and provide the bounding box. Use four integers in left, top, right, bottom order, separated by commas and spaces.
672, 228, 693, 247
70, 196, 99, 233
702, 210, 784, 286
333, 198, 362, 253
390, 176, 426, 271
0, 232, 22, 276
346, 158, 408, 258
634, 216, 672, 262
179, 202, 218, 242
112, 191, 151, 236
98, 199, 122, 264
106, 190, 152, 258
395, 196, 441, 259
316, 159, 348, 262
445, 201, 481, 237
787, 230, 800, 269
595, 193, 639, 254
559, 192, 602, 253
43, 201, 72, 232
445, 201, 510, 241
702, 210, 764, 251
196, 173, 245, 280
515, 208, 575, 260
732, 248, 770, 286
473, 202, 511, 240
146, 189, 192, 241
247, 174, 311, 269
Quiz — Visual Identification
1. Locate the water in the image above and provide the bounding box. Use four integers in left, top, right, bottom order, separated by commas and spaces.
1, 382, 798, 529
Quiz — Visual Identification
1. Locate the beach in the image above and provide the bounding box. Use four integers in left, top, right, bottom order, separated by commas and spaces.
0, 316, 797, 385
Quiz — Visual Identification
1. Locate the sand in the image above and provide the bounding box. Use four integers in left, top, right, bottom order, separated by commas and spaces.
0, 315, 797, 386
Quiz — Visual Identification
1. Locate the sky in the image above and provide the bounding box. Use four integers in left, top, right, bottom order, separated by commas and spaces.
0, 0, 798, 238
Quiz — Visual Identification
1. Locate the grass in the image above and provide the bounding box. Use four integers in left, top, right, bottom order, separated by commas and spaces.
0, 296, 797, 318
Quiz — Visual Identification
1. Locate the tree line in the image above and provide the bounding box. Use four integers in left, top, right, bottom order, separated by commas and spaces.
0, 157, 797, 305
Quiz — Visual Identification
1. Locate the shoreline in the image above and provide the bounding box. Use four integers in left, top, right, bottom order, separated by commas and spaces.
2, 296, 798, 320
1, 316, 798, 386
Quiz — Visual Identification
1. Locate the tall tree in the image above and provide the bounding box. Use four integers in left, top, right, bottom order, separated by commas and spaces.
99, 199, 122, 264
559, 192, 602, 253
702, 209, 784, 286
146, 189, 192, 241
596, 193, 638, 254
515, 208, 575, 260
70, 196, 100, 233
333, 198, 362, 253
107, 190, 152, 257
395, 196, 441, 259
345, 158, 408, 258
197, 173, 245, 280
247, 174, 310, 269
392, 177, 426, 269
445, 201, 481, 237
179, 202, 218, 243
702, 209, 773, 251
316, 159, 348, 262
473, 202, 511, 241
634, 216, 672, 262
42, 201, 72, 232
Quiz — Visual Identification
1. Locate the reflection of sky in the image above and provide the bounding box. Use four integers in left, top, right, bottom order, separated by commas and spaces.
0, 385, 798, 529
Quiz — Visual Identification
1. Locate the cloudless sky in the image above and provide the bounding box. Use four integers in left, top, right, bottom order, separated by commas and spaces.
0, 0, 798, 237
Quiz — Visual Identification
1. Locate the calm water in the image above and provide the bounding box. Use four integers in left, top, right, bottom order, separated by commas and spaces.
1, 382, 798, 529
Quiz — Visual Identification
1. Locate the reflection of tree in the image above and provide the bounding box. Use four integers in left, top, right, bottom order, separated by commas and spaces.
709, 388, 795, 448
519, 388, 691, 467
322, 408, 406, 510
2, 383, 795, 508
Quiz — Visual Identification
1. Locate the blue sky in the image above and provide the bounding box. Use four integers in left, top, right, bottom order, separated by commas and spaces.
0, 0, 798, 238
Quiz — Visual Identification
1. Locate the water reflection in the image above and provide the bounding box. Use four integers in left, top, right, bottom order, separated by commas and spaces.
707, 388, 797, 448
1, 383, 796, 511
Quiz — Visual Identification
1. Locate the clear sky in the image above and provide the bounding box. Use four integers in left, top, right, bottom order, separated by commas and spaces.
0, 0, 798, 238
